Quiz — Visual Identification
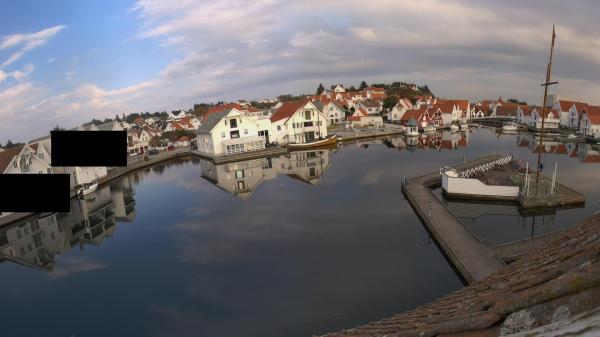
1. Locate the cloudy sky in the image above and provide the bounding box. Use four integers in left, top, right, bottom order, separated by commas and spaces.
1, 0, 600, 143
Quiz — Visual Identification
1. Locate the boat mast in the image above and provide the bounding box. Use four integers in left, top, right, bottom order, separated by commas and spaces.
536, 25, 558, 189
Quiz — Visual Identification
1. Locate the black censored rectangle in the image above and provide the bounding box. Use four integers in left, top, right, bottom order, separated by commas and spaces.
0, 174, 70, 212
51, 131, 127, 166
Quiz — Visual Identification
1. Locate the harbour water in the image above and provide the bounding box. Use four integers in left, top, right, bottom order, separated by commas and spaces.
1, 127, 599, 337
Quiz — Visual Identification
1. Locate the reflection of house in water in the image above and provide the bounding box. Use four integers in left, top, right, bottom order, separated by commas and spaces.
0, 176, 137, 271
110, 176, 136, 222
517, 132, 581, 161
389, 131, 468, 152
200, 150, 333, 199
576, 143, 600, 163
443, 199, 560, 241
0, 213, 62, 270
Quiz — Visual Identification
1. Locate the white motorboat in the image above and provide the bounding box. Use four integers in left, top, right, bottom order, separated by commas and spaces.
502, 123, 518, 132
424, 125, 436, 133
78, 182, 98, 197
567, 133, 578, 139
449, 124, 460, 133
460, 123, 469, 131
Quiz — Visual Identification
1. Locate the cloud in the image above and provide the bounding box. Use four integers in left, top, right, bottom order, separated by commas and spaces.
5, 1, 600, 143
48, 256, 109, 279
0, 25, 66, 69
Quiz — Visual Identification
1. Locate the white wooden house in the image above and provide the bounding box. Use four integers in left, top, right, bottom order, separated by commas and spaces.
529, 107, 560, 129
196, 108, 265, 155
579, 106, 600, 138
269, 100, 328, 144
347, 107, 383, 128
321, 99, 346, 125
555, 100, 588, 129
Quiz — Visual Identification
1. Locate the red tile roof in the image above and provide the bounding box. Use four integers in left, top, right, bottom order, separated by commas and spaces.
558, 100, 588, 113
0, 145, 24, 172
437, 99, 469, 111
585, 105, 600, 124
270, 99, 310, 123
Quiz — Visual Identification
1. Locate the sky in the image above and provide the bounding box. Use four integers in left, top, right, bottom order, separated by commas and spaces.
1, 0, 600, 143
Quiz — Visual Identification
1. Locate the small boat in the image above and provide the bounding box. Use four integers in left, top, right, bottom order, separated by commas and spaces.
288, 135, 337, 149
567, 133, 578, 139
424, 125, 436, 133
449, 124, 460, 133
78, 182, 98, 197
502, 123, 518, 132
460, 123, 469, 131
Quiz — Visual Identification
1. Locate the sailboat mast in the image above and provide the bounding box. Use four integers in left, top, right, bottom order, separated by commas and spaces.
536, 25, 557, 186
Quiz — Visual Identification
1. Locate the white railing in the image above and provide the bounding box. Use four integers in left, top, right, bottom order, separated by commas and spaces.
440, 155, 513, 178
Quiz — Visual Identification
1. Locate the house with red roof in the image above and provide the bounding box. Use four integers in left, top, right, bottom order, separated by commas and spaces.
555, 100, 588, 129
355, 99, 382, 116
529, 107, 560, 129
579, 105, 600, 138
318, 98, 346, 125
428, 102, 455, 126
364, 86, 386, 100
269, 100, 328, 144
400, 107, 430, 128
347, 106, 383, 128
388, 98, 413, 123
435, 99, 470, 122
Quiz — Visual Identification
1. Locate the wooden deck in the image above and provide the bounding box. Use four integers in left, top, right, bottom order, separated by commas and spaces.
401, 155, 507, 284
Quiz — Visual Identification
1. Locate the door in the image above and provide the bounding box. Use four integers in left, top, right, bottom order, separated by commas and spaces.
304, 131, 315, 143
259, 130, 269, 144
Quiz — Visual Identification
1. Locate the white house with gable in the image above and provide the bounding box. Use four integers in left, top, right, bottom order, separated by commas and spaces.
196, 108, 265, 155
270, 100, 328, 144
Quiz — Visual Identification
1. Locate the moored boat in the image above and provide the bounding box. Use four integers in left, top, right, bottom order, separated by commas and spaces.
502, 122, 518, 132
288, 135, 337, 150
449, 124, 460, 133
424, 125, 436, 133
78, 182, 98, 198
460, 123, 469, 131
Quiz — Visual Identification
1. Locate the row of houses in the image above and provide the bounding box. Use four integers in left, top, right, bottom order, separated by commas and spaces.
385, 98, 471, 128
471, 97, 600, 137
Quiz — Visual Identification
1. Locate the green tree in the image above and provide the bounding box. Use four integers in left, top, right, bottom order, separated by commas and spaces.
383, 96, 399, 111
359, 81, 368, 90
507, 98, 527, 105
316, 83, 325, 95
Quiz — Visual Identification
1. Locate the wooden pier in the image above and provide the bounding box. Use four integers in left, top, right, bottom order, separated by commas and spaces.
402, 155, 507, 284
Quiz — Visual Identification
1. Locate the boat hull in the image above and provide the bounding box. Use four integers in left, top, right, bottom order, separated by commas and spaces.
288, 136, 338, 150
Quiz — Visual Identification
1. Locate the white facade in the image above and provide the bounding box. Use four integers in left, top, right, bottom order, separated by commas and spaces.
530, 108, 560, 129
196, 108, 265, 155
270, 102, 328, 145
580, 111, 600, 138
323, 102, 346, 125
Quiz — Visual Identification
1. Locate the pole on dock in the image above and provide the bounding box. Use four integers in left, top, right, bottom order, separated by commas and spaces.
536, 25, 558, 193
551, 162, 557, 195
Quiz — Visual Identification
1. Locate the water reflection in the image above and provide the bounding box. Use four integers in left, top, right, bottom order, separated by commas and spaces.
0, 176, 135, 271
0, 128, 598, 337
200, 150, 333, 199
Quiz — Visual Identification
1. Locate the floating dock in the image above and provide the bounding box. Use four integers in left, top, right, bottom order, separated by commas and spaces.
402, 155, 507, 284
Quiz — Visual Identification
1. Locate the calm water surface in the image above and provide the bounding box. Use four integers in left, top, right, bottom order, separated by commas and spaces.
1, 127, 599, 337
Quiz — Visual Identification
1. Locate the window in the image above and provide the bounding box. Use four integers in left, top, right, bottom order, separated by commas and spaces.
235, 170, 245, 178
27, 243, 32, 252
222, 132, 226, 138
304, 110, 312, 120
237, 181, 246, 190
277, 125, 281, 131
230, 130, 240, 139
244, 129, 248, 135
13, 161, 17, 168
224, 119, 228, 125
39, 153, 44, 159
230, 118, 238, 128
20, 247, 25, 255
304, 121, 313, 127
